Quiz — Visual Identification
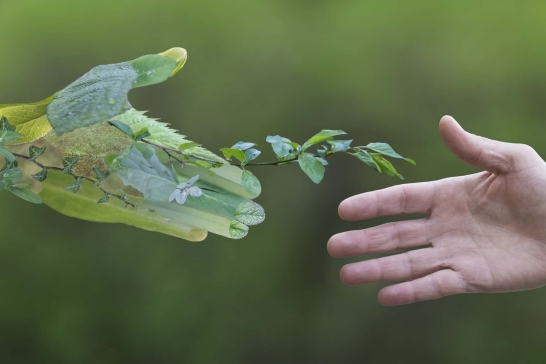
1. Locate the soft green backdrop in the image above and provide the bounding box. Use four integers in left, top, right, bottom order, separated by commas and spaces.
1, 0, 545, 362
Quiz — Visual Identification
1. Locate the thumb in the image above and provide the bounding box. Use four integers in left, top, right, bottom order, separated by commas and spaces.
439, 115, 534, 174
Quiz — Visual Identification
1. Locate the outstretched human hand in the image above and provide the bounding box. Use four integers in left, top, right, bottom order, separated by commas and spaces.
328, 116, 546, 305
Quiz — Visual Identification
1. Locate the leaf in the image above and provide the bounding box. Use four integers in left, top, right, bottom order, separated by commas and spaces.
371, 154, 404, 180
303, 130, 346, 150
326, 139, 353, 152
8, 184, 43, 204
47, 49, 187, 136
298, 152, 325, 184
234, 201, 265, 226
130, 54, 178, 88
113, 109, 225, 163
31, 168, 48, 182
353, 151, 381, 172
0, 145, 15, 163
229, 221, 249, 240
62, 156, 79, 174
220, 148, 246, 163
40, 171, 207, 241
1, 168, 23, 184
241, 170, 261, 196
0, 160, 17, 172
28, 145, 46, 162
0, 181, 4, 192
243, 148, 261, 165
134, 128, 151, 141
231, 142, 257, 151
159, 47, 188, 77
0, 95, 55, 144
108, 120, 135, 138
93, 168, 109, 182
364, 142, 416, 165
65, 177, 83, 193
97, 195, 109, 204
316, 157, 328, 166
0, 131, 22, 144
107, 144, 178, 200
178, 142, 200, 151
266, 135, 294, 159
0, 116, 15, 132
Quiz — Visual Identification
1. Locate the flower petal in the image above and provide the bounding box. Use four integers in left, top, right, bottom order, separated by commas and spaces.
169, 189, 180, 202
176, 190, 188, 204
187, 186, 202, 198
187, 175, 200, 186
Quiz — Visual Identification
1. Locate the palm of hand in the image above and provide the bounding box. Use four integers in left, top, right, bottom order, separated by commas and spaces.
432, 166, 546, 293
329, 116, 546, 305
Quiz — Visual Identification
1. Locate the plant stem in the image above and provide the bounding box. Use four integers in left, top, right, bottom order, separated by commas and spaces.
141, 139, 300, 167
13, 153, 136, 208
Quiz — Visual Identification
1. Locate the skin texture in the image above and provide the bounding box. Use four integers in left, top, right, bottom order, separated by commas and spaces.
328, 116, 546, 306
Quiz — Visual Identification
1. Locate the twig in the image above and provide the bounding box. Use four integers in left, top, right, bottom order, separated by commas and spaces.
13, 153, 136, 208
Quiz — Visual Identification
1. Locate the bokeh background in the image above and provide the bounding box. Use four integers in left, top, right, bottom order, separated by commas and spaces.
1, 0, 546, 362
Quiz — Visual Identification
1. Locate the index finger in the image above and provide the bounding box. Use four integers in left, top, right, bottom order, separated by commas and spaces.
339, 182, 439, 221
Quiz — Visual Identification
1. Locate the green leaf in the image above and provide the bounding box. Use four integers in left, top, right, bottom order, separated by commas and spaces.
65, 177, 83, 193
229, 221, 249, 240
28, 145, 46, 162
47, 49, 187, 136
130, 54, 178, 88
97, 194, 110, 204
0, 181, 5, 192
0, 131, 22, 144
107, 144, 178, 200
0, 145, 15, 163
0, 116, 15, 132
371, 154, 404, 179
0, 95, 55, 144
62, 156, 79, 174
40, 171, 207, 241
234, 201, 266, 226
93, 168, 109, 182
303, 130, 346, 150
112, 109, 225, 163
108, 120, 135, 138
364, 142, 416, 165
353, 151, 381, 172
316, 157, 328, 166
0, 160, 17, 172
266, 135, 295, 159
326, 139, 353, 152
159, 47, 188, 77
178, 142, 200, 151
1, 168, 23, 184
243, 148, 261, 165
8, 184, 43, 204
298, 153, 325, 184
47, 63, 137, 135
231, 142, 257, 151
241, 170, 261, 196
31, 168, 48, 182
134, 128, 151, 141
220, 148, 246, 163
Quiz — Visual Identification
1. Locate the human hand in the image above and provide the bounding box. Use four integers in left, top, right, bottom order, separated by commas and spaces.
328, 116, 546, 305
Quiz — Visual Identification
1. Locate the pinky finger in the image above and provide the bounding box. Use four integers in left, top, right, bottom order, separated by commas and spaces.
378, 270, 467, 306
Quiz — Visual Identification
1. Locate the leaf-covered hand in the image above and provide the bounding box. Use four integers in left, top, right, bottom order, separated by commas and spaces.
329, 116, 546, 305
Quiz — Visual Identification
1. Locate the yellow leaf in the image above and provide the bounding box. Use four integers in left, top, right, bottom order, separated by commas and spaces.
0, 95, 55, 144
159, 47, 187, 77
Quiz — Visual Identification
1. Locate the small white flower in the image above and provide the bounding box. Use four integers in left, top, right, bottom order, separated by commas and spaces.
169, 175, 202, 205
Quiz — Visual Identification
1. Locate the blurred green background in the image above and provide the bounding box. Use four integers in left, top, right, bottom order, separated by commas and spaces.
1, 0, 546, 362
